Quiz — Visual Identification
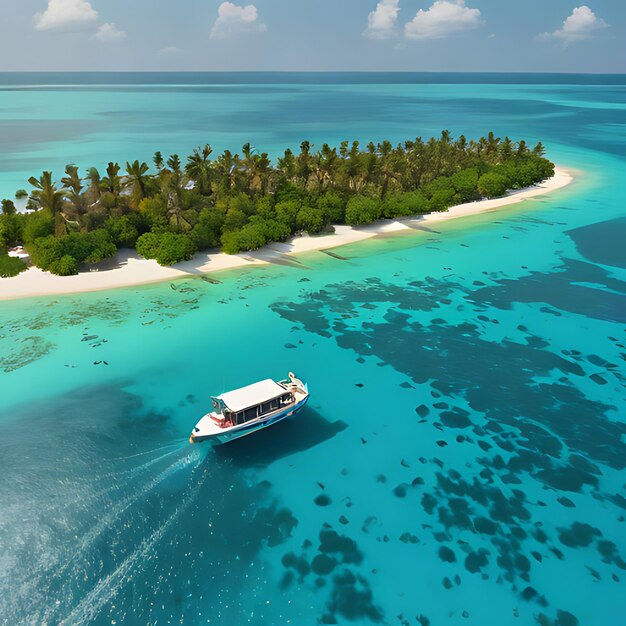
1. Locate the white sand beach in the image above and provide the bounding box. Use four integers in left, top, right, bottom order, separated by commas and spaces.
0, 167, 573, 301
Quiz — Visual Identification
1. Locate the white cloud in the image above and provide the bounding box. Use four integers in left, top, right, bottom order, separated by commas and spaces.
539, 6, 608, 43
364, 0, 400, 40
158, 46, 182, 56
34, 0, 98, 31
94, 22, 126, 42
404, 0, 482, 40
210, 2, 266, 39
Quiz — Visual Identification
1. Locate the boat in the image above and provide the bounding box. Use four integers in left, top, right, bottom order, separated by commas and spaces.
189, 372, 309, 445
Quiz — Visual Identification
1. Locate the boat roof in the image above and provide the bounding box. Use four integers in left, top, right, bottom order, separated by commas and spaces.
217, 379, 287, 412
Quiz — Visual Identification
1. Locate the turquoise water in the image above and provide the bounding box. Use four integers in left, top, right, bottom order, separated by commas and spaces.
0, 74, 625, 626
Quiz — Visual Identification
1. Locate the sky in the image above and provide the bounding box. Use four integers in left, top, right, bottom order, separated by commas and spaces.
0, 0, 623, 73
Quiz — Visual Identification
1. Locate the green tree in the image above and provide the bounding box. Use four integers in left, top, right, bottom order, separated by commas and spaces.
22, 212, 54, 244
106, 216, 139, 247
450, 168, 479, 203
223, 208, 248, 232
427, 177, 456, 211
277, 149, 297, 181
382, 191, 428, 218
28, 171, 66, 235
213, 150, 237, 193
49, 255, 78, 276
61, 165, 86, 220
275, 200, 300, 232
1, 199, 17, 215
0, 254, 26, 277
86, 167, 102, 202
136, 231, 196, 266
101, 162, 123, 203
478, 172, 510, 198
296, 206, 326, 234
185, 144, 213, 196
153, 151, 164, 171
139, 195, 168, 228
317, 189, 345, 223
191, 207, 224, 249
345, 195, 381, 225
125, 160, 151, 207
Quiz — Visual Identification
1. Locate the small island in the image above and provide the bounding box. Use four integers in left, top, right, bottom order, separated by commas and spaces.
0, 131, 555, 281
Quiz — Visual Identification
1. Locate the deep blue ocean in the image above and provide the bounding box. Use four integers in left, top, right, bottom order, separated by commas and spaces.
0, 73, 625, 626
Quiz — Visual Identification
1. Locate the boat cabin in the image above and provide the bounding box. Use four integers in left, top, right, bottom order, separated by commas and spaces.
211, 379, 293, 427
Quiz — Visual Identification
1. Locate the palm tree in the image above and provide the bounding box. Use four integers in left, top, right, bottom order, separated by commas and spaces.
100, 162, 123, 202
484, 131, 500, 165
61, 165, 82, 195
277, 149, 296, 182
255, 152, 273, 195
28, 171, 66, 235
499, 137, 514, 161
167, 201, 192, 231
346, 141, 365, 191
86, 167, 102, 201
185, 144, 213, 195
167, 154, 182, 174
296, 141, 312, 188
213, 150, 237, 193
377, 140, 396, 197
61, 165, 86, 219
160, 154, 187, 225
165, 154, 184, 194
163, 157, 190, 231
516, 140, 529, 157
241, 143, 257, 193
153, 151, 164, 171
363, 141, 379, 186
400, 138, 422, 189
320, 144, 339, 190
125, 160, 150, 207
532, 141, 546, 157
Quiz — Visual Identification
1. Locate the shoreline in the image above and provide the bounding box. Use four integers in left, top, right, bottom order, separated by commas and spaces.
0, 167, 573, 302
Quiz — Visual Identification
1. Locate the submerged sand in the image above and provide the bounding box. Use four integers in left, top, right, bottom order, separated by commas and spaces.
0, 168, 573, 301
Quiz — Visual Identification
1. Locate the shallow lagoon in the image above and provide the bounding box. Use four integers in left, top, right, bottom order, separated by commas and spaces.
0, 76, 625, 625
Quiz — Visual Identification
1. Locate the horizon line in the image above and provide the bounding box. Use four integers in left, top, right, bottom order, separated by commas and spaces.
0, 70, 625, 75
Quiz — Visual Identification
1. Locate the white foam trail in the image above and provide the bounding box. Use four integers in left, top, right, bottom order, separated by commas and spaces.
60, 442, 189, 506
55, 449, 201, 574
110, 444, 188, 480
108, 440, 184, 462
59, 470, 205, 626
5, 448, 202, 624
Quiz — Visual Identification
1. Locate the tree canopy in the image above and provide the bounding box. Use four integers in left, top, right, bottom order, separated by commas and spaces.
0, 133, 554, 275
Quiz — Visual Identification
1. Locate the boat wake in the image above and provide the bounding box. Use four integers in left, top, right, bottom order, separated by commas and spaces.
51, 446, 201, 578
58, 465, 206, 626
0, 441, 205, 626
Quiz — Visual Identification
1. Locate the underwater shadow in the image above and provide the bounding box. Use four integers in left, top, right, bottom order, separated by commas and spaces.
215, 407, 348, 468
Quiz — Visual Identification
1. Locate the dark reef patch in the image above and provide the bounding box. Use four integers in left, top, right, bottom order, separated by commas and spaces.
269, 270, 626, 619
567, 216, 626, 269
470, 258, 626, 324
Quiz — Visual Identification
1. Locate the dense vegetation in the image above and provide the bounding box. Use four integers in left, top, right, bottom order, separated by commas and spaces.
0, 132, 554, 275
0, 253, 26, 277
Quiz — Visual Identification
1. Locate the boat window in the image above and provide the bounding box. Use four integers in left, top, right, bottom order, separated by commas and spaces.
260, 401, 275, 415
243, 406, 258, 422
